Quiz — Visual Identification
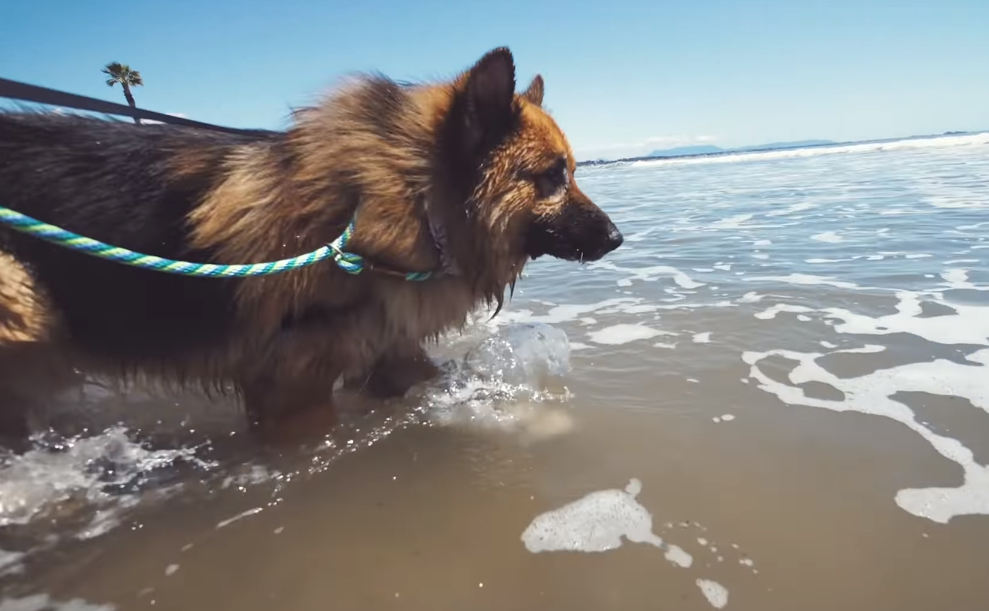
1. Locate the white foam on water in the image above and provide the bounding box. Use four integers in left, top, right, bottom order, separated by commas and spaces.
754, 304, 815, 320
0, 549, 24, 577
0, 595, 115, 611
743, 341, 989, 523
744, 273, 860, 290
709, 214, 753, 229
766, 201, 817, 216
588, 324, 670, 346
0, 427, 212, 530
721, 414, 736, 422
811, 231, 843, 243
520, 478, 693, 568
624, 228, 655, 242
692, 332, 712, 344
696, 579, 729, 609
822, 291, 989, 346
587, 261, 706, 290
164, 564, 179, 576
494, 298, 634, 326
805, 257, 857, 264
940, 268, 989, 292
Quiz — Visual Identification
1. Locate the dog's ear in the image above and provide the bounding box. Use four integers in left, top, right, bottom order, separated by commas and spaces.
521, 75, 544, 107
461, 47, 517, 151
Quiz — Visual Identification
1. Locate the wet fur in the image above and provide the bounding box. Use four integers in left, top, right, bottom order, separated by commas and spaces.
0, 48, 623, 442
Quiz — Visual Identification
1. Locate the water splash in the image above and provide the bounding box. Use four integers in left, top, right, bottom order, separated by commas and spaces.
422, 322, 575, 441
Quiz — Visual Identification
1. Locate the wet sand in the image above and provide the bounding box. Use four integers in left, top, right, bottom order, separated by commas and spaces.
3, 132, 989, 610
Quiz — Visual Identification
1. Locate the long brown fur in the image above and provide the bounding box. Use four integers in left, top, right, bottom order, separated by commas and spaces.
0, 47, 623, 443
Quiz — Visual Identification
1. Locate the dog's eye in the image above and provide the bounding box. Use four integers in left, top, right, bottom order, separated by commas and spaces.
534, 159, 569, 199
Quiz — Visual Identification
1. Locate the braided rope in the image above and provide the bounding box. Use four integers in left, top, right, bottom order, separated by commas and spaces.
0, 205, 432, 281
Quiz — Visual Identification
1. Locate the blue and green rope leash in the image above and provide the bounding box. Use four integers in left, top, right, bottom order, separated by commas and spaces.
0, 205, 433, 281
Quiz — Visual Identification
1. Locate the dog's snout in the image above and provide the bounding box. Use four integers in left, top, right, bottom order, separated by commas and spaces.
604, 222, 624, 252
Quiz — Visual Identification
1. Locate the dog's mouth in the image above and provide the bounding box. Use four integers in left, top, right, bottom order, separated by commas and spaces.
525, 212, 624, 263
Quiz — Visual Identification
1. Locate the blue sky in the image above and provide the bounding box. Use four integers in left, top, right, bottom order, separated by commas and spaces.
2, 0, 987, 160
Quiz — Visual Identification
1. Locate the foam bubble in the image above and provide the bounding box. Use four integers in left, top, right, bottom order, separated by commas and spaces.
521, 478, 693, 568
696, 579, 729, 608
692, 332, 712, 344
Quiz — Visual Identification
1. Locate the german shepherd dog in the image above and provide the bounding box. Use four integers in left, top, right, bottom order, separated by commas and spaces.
0, 47, 623, 445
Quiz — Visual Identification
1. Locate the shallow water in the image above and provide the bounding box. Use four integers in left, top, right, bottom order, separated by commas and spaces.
2, 132, 989, 610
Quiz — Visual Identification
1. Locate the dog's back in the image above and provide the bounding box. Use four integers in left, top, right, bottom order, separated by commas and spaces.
0, 113, 277, 360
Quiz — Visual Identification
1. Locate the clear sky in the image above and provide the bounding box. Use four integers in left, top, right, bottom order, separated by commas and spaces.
2, 0, 986, 161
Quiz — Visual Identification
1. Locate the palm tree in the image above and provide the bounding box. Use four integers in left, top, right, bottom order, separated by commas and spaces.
101, 62, 144, 125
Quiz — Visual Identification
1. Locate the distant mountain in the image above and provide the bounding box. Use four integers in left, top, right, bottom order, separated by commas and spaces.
647, 139, 835, 158
646, 145, 724, 157
734, 139, 835, 152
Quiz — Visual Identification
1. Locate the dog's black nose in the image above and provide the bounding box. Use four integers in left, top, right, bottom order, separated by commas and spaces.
604, 223, 624, 252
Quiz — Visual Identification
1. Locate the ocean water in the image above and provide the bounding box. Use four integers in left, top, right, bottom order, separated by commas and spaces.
2, 131, 989, 610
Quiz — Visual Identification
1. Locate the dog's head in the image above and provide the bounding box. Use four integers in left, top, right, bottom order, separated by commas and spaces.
443, 47, 623, 265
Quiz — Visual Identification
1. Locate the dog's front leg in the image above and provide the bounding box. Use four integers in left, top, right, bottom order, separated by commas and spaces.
236, 321, 346, 438
239, 373, 337, 430
343, 342, 440, 399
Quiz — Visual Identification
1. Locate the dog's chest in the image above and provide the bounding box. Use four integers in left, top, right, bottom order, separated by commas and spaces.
376, 279, 478, 340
